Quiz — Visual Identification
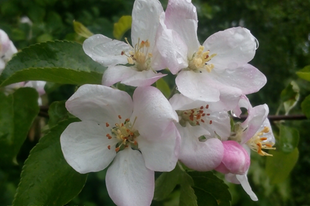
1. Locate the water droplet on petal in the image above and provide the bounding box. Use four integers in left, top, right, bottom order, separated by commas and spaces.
255, 37, 259, 50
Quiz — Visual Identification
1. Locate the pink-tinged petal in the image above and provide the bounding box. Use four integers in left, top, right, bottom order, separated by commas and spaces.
261, 119, 275, 144
236, 174, 258, 201
203, 111, 231, 140
106, 149, 154, 206
231, 95, 251, 118
213, 64, 267, 95
60, 121, 118, 174
132, 86, 178, 140
103, 65, 166, 87
165, 0, 200, 55
102, 65, 135, 86
83, 34, 130, 66
66, 84, 133, 124
0, 60, 5, 71
176, 70, 220, 102
178, 125, 224, 171
121, 69, 166, 87
155, 12, 188, 74
215, 141, 250, 175
241, 104, 269, 143
131, 0, 163, 48
203, 27, 257, 69
138, 122, 180, 172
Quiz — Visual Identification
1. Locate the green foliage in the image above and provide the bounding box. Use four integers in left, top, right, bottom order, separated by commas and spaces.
113, 15, 132, 40
301, 95, 310, 119
266, 148, 299, 184
0, 88, 39, 166
280, 81, 300, 115
0, 41, 105, 86
156, 78, 171, 98
154, 164, 231, 206
12, 119, 87, 206
73, 20, 94, 39
266, 125, 299, 184
48, 101, 70, 127
296, 65, 310, 82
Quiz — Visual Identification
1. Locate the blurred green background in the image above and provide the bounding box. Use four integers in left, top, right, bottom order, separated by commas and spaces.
1, 0, 310, 205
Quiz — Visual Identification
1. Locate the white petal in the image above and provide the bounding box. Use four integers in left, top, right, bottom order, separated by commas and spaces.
138, 122, 180, 171
106, 149, 154, 206
212, 64, 266, 95
66, 84, 133, 124
178, 125, 224, 171
156, 12, 188, 74
236, 174, 258, 201
102, 65, 135, 86
83, 34, 130, 66
60, 121, 118, 174
203, 27, 257, 69
131, 0, 163, 48
176, 70, 220, 102
165, 0, 200, 55
132, 86, 178, 140
121, 69, 166, 87
241, 104, 269, 143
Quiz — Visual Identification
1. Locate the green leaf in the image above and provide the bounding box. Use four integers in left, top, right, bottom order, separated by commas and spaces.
279, 124, 300, 153
0, 41, 105, 86
189, 172, 231, 206
48, 101, 70, 127
154, 164, 197, 206
266, 148, 299, 184
296, 65, 310, 82
280, 81, 300, 115
301, 94, 310, 119
73, 20, 93, 38
0, 88, 39, 166
113, 15, 132, 40
156, 78, 171, 98
13, 118, 87, 206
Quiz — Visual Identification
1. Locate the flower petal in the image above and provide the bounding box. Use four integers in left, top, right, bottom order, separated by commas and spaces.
236, 174, 258, 201
83, 34, 130, 66
66, 84, 133, 124
165, 0, 200, 55
155, 12, 188, 74
178, 125, 224, 171
203, 27, 257, 69
106, 148, 154, 206
132, 86, 178, 140
60, 121, 118, 174
212, 64, 266, 95
138, 122, 180, 172
131, 0, 163, 48
215, 141, 250, 175
176, 70, 220, 102
121, 69, 166, 87
241, 104, 269, 143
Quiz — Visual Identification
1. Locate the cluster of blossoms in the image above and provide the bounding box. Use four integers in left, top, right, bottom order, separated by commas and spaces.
60, 0, 276, 205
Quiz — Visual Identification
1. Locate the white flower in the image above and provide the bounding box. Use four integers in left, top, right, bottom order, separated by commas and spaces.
83, 0, 168, 87
169, 93, 230, 171
157, 0, 266, 102
0, 29, 17, 73
60, 84, 180, 206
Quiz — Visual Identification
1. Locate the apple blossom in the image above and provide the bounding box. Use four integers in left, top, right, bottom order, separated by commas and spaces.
169, 93, 230, 171
83, 0, 169, 87
156, 0, 266, 103
60, 84, 180, 206
0, 29, 17, 73
215, 104, 275, 201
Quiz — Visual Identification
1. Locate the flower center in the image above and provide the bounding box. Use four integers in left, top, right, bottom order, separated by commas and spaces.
122, 38, 153, 71
188, 46, 216, 73
177, 104, 213, 127
105, 115, 140, 152
246, 126, 276, 156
